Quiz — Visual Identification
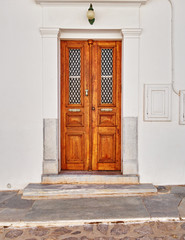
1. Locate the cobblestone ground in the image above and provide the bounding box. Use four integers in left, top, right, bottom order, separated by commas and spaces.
1, 221, 185, 240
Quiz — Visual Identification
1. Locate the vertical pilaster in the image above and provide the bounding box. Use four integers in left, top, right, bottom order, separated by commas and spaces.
121, 28, 141, 175
40, 28, 60, 175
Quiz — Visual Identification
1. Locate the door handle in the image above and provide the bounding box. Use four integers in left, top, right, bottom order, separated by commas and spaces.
85, 89, 89, 96
92, 107, 95, 111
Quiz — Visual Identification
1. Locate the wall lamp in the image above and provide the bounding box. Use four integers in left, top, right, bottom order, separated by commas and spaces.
87, 3, 95, 25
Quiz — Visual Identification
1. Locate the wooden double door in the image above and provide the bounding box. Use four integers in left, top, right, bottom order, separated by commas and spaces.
61, 40, 121, 171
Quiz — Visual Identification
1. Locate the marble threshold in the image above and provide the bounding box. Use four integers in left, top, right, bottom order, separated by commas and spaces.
22, 183, 157, 199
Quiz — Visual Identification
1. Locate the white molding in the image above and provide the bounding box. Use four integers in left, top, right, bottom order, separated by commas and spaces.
40, 28, 60, 38
59, 29, 122, 40
36, 0, 148, 5
41, 26, 141, 179
121, 28, 142, 39
179, 90, 185, 125
39, 28, 143, 40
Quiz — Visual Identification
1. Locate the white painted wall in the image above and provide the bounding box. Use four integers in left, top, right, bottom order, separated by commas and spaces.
139, 0, 185, 185
0, 0, 42, 190
43, 3, 139, 28
0, 0, 185, 189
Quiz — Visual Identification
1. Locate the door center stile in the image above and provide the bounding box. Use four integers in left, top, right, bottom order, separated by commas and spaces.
88, 39, 94, 170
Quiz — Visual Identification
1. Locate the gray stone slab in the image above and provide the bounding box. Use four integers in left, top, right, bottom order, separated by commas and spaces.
0, 194, 34, 209
0, 191, 18, 204
43, 160, 58, 174
25, 183, 156, 191
23, 183, 156, 199
0, 208, 4, 214
44, 118, 58, 160
171, 186, 185, 196
178, 197, 185, 219
122, 160, 138, 175
143, 194, 181, 219
23, 196, 149, 221
123, 117, 138, 161
0, 208, 30, 222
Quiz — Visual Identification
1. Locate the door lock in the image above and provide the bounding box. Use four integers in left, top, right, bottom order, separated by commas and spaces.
85, 89, 89, 96
92, 107, 95, 111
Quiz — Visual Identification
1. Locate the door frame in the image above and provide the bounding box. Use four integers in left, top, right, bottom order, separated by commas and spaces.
59, 31, 123, 173
41, 28, 141, 178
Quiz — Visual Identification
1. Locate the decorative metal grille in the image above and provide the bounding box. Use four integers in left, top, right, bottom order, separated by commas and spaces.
101, 49, 113, 104
69, 49, 81, 104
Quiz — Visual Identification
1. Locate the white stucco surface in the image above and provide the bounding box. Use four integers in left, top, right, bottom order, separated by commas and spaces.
0, 0, 185, 189
0, 0, 42, 190
139, 0, 185, 184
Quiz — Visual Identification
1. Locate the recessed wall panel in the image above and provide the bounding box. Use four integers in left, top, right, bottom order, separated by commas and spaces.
144, 84, 171, 121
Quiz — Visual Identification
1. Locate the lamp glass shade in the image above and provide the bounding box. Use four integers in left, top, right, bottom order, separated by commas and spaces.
87, 10, 95, 20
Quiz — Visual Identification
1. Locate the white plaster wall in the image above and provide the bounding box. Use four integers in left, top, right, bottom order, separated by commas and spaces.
0, 0, 42, 190
0, 0, 185, 189
139, 0, 185, 185
43, 4, 139, 29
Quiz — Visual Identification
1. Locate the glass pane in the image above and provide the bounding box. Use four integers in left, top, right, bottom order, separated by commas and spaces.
69, 49, 81, 104
101, 49, 113, 104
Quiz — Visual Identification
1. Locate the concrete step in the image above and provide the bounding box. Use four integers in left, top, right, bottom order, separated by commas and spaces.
42, 173, 139, 184
22, 183, 157, 199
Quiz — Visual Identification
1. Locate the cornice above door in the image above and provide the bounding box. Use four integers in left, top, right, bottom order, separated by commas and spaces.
35, 0, 148, 5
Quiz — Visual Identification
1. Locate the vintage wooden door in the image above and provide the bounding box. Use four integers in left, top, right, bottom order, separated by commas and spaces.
61, 40, 121, 171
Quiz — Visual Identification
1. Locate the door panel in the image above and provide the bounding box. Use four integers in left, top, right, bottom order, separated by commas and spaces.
98, 111, 116, 127
66, 112, 84, 127
65, 132, 84, 170
61, 40, 121, 171
91, 41, 121, 170
61, 41, 90, 170
98, 128, 116, 163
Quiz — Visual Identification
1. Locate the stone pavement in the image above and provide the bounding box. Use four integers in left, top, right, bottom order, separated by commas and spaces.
2, 221, 185, 240
1, 185, 185, 239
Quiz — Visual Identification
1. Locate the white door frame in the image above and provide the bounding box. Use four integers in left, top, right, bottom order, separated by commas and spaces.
41, 27, 141, 181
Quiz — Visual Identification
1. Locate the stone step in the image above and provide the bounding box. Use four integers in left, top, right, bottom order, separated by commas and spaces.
42, 173, 139, 185
22, 183, 157, 199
